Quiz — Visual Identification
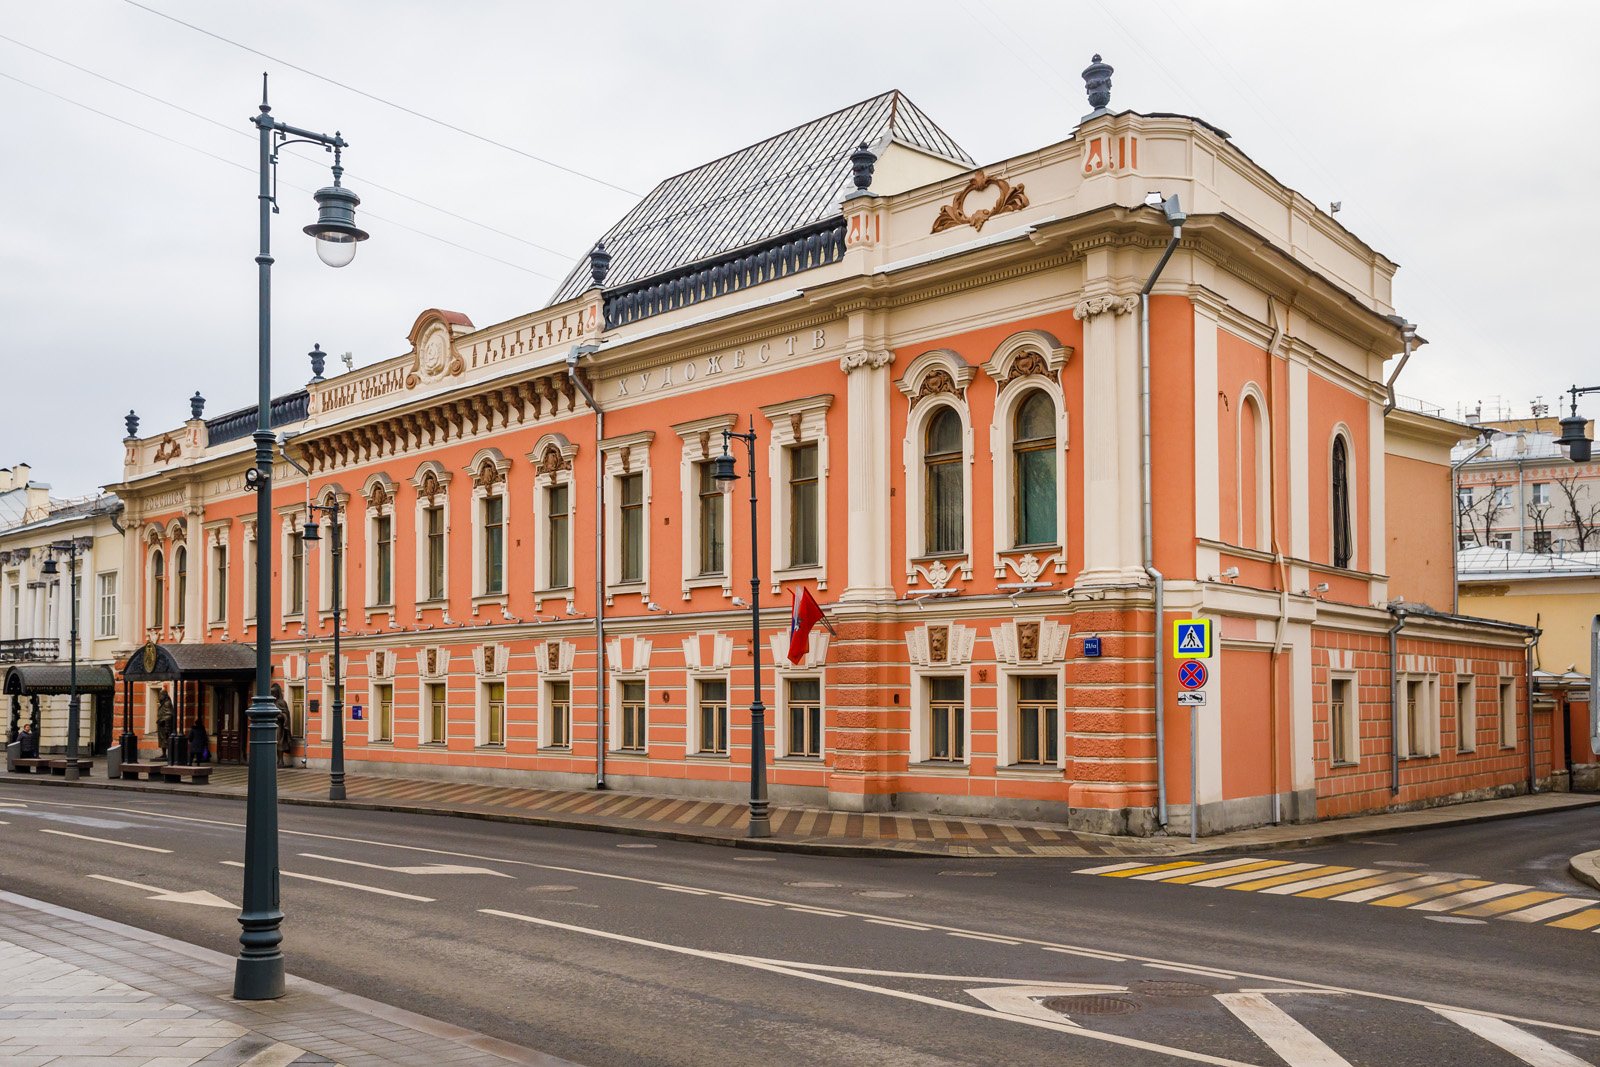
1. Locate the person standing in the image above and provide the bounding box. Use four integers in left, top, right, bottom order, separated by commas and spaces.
17, 720, 38, 759
270, 682, 294, 769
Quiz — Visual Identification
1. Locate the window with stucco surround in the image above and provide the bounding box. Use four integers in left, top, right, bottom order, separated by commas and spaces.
601, 431, 654, 602
1238, 386, 1270, 552
240, 521, 257, 625
1329, 673, 1358, 766
361, 474, 398, 613
760, 394, 833, 589
898, 350, 975, 589
672, 414, 737, 599
146, 539, 165, 631
1330, 430, 1354, 569
912, 672, 968, 765
528, 435, 578, 610
466, 450, 511, 605
172, 542, 188, 628
95, 571, 117, 640
314, 486, 349, 621
1455, 676, 1476, 753
980, 331, 1071, 583
411, 462, 452, 609
997, 670, 1062, 770
692, 676, 730, 756
1398, 674, 1439, 758
203, 525, 228, 628
279, 509, 305, 624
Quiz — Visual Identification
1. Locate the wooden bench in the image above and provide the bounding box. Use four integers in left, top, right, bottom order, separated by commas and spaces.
159, 764, 213, 784
47, 759, 94, 776
11, 757, 50, 773
120, 762, 169, 781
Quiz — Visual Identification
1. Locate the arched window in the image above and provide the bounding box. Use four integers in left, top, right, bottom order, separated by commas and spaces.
173, 546, 188, 626
150, 548, 165, 628
1331, 436, 1352, 568
924, 407, 964, 554
1240, 394, 1263, 551
1013, 390, 1057, 546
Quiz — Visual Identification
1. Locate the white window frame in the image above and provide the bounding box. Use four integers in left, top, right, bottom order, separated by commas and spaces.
981, 333, 1070, 568
541, 677, 573, 750
688, 674, 731, 757
1490, 532, 1513, 550
610, 671, 650, 754
1493, 486, 1514, 510
1455, 675, 1476, 753
672, 415, 737, 599
1236, 385, 1271, 552
601, 431, 654, 602
362, 474, 398, 614
1499, 676, 1518, 748
146, 539, 165, 631
1328, 671, 1359, 766
776, 672, 825, 759
4, 574, 20, 640
369, 682, 394, 744
467, 450, 511, 605
1329, 425, 1359, 570
422, 680, 449, 746
478, 678, 508, 748
1397, 674, 1440, 758
909, 669, 970, 766
95, 571, 118, 640
202, 521, 230, 629
1531, 482, 1550, 506
529, 435, 578, 609
760, 395, 833, 588
411, 461, 453, 610
315, 486, 349, 620
240, 521, 257, 624
898, 350, 976, 582
278, 510, 306, 624
996, 667, 1064, 770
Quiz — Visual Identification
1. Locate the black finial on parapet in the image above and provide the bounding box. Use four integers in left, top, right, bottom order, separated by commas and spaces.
190, 392, 206, 420
309, 343, 327, 382
848, 142, 877, 196
1083, 54, 1114, 117
589, 242, 612, 288
124, 410, 140, 439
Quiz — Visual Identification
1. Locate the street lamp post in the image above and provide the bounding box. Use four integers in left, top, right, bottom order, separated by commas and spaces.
298, 499, 344, 801
236, 74, 369, 1003
712, 422, 770, 838
41, 539, 82, 781
1554, 384, 1599, 464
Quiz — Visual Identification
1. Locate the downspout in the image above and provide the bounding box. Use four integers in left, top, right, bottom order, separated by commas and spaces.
1264, 301, 1288, 827
567, 343, 606, 789
1525, 623, 1539, 795
1381, 317, 1415, 415
1141, 194, 1184, 831
1387, 608, 1407, 795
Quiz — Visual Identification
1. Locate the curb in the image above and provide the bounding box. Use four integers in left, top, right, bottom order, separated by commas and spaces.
1570, 849, 1600, 894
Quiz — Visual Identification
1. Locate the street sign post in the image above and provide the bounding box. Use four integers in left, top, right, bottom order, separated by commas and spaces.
1174, 619, 1212, 659
1177, 661, 1208, 690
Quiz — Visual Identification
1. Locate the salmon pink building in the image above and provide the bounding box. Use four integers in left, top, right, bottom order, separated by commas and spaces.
108, 62, 1554, 835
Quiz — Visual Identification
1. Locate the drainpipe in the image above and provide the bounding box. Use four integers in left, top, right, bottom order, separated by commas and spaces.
1141, 194, 1184, 831
1381, 316, 1416, 415
567, 343, 606, 789
1589, 614, 1599, 757
1387, 608, 1407, 795
1525, 626, 1539, 795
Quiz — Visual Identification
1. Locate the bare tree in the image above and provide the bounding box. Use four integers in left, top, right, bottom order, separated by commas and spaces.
1553, 473, 1600, 551
1459, 478, 1508, 547
1527, 500, 1554, 552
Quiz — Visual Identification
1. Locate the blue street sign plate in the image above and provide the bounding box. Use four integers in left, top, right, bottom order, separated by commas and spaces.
1083, 636, 1102, 658
1174, 618, 1212, 659
1177, 661, 1208, 690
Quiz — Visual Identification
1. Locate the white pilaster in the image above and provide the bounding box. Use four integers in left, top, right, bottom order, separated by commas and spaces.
1193, 302, 1221, 580
839, 329, 894, 601
1073, 292, 1142, 585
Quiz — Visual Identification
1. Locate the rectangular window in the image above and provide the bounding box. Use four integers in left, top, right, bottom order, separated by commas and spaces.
786, 677, 822, 758
1533, 530, 1553, 553
1015, 675, 1058, 765
485, 682, 506, 746
1499, 679, 1517, 747
374, 515, 393, 604
1456, 678, 1475, 753
547, 680, 571, 748
1491, 533, 1512, 550
1532, 482, 1550, 505
1493, 486, 1513, 509
788, 444, 819, 567
697, 462, 724, 576
620, 679, 646, 752
212, 545, 227, 622
427, 682, 448, 745
547, 484, 570, 589
483, 496, 505, 594
928, 676, 965, 761
327, 525, 344, 610
1456, 487, 1473, 510
96, 572, 118, 639
1404, 680, 1423, 757
619, 473, 644, 583
374, 683, 393, 743
1330, 677, 1355, 764
289, 530, 305, 614
8, 582, 19, 638
425, 505, 446, 600
288, 684, 305, 743
697, 678, 728, 755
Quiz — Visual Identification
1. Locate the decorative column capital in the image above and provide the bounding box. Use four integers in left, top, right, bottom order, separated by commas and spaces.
1073, 294, 1140, 320
839, 348, 893, 375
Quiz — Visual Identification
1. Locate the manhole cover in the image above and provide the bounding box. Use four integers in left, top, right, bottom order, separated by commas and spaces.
1043, 995, 1141, 1016
786, 880, 840, 889
1130, 979, 1217, 997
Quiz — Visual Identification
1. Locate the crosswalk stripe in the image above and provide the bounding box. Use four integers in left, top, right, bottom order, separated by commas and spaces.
1074, 861, 1149, 875
1226, 865, 1351, 892
1260, 868, 1382, 895
1216, 992, 1354, 1067
1099, 861, 1204, 878
1434, 1008, 1593, 1066
1161, 860, 1290, 885
1294, 871, 1415, 899
1131, 858, 1265, 881
1547, 908, 1600, 931
1414, 883, 1533, 912
1454, 890, 1562, 917
1195, 863, 1319, 889
1500, 898, 1596, 924
1369, 878, 1492, 908
1334, 874, 1460, 903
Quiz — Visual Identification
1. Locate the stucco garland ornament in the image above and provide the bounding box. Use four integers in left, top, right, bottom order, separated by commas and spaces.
405, 321, 466, 389
931, 171, 1030, 234
1073, 294, 1140, 320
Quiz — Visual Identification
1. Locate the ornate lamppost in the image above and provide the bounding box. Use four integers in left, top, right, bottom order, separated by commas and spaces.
1554, 384, 1598, 463
235, 75, 369, 1003
712, 421, 771, 838
40, 539, 83, 780
298, 497, 345, 801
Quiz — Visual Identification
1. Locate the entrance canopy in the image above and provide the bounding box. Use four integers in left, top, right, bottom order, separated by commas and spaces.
120, 642, 257, 685
4, 664, 115, 696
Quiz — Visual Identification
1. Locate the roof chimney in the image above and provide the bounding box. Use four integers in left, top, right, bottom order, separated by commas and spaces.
12, 463, 31, 486
0, 468, 13, 493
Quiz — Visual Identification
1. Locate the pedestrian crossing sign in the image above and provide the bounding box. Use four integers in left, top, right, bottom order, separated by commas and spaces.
1173, 618, 1212, 659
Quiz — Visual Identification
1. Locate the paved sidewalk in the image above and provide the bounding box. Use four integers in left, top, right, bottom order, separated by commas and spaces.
1572, 849, 1600, 893
6, 759, 1597, 859
0, 889, 574, 1067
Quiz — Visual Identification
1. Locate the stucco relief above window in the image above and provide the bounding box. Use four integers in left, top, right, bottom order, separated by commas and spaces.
899, 350, 976, 588
528, 434, 578, 613
411, 461, 452, 615
990, 619, 1070, 665
361, 473, 398, 618
601, 431, 654, 605
906, 621, 977, 667
672, 414, 738, 600
760, 393, 833, 592
982, 331, 1071, 583
466, 448, 512, 610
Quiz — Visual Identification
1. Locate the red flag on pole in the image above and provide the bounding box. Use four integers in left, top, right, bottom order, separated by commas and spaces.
787, 586, 830, 664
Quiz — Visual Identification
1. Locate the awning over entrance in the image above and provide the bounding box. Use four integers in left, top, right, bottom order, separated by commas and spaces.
120, 642, 257, 684
3, 664, 116, 695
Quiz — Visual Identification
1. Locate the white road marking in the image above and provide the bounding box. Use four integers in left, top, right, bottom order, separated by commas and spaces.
1074, 861, 1147, 874
1434, 1008, 1593, 1066
1040, 946, 1128, 962
87, 874, 234, 908
16, 791, 1600, 1042
718, 895, 776, 906
479, 908, 1255, 1066
1195, 863, 1320, 888
1414, 884, 1532, 912
967, 984, 1128, 1025
657, 885, 708, 895
219, 860, 434, 902
1259, 869, 1382, 895
39, 828, 171, 853
1374, 860, 1430, 868
785, 906, 847, 917
1217, 992, 1355, 1066
0, 820, 8, 825
1500, 898, 1596, 923
1331, 873, 1458, 903
299, 852, 510, 876
1145, 963, 1239, 981
948, 931, 1020, 945
1132, 858, 1261, 881
864, 918, 931, 931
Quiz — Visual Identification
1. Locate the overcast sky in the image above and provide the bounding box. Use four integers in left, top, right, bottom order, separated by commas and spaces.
3, 1, 1595, 499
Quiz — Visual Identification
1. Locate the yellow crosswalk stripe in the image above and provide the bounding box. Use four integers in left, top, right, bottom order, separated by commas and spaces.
1546, 908, 1600, 931
1099, 861, 1203, 878
1453, 890, 1561, 917
1413, 883, 1531, 912
1161, 860, 1289, 885
1369, 879, 1491, 908
1294, 871, 1414, 899
1225, 865, 1351, 892
1500, 897, 1596, 923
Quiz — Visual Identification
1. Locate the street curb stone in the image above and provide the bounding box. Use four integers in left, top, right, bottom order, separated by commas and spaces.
1570, 849, 1600, 893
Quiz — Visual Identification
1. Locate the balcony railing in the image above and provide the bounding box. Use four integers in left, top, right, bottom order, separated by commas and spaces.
0, 638, 59, 663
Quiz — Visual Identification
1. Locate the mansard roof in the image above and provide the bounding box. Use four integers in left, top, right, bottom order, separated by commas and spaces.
548, 90, 972, 305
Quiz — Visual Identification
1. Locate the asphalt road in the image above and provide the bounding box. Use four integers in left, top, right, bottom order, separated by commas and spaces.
1, 779, 1596, 1067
